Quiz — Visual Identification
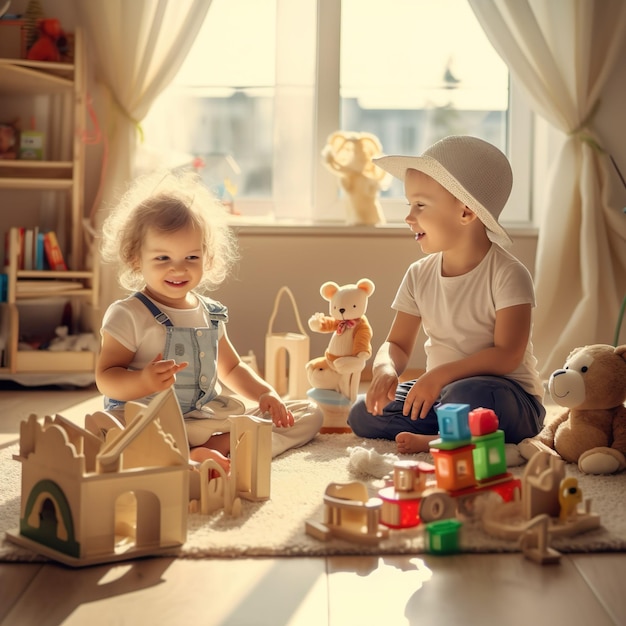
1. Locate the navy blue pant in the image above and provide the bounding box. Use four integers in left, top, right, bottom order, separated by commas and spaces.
348, 376, 545, 444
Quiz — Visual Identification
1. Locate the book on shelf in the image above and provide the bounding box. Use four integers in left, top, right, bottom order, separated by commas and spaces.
23, 229, 35, 270
4, 227, 24, 270
36, 232, 45, 270
4, 227, 68, 271
43, 231, 68, 271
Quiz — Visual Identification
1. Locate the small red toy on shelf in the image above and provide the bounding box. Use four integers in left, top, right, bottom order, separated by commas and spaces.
26, 18, 65, 62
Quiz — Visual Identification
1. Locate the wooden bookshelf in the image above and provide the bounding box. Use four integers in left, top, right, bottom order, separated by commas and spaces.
0, 30, 99, 382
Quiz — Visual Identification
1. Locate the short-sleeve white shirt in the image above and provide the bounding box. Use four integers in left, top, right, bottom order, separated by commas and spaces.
392, 244, 543, 398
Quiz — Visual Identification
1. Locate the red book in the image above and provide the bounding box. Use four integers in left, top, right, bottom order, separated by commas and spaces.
43, 231, 68, 271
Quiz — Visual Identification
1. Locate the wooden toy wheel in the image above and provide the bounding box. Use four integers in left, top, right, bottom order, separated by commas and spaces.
419, 490, 456, 523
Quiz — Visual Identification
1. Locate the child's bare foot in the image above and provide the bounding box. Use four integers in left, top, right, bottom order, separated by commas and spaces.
190, 447, 231, 478
205, 432, 231, 457
396, 432, 437, 454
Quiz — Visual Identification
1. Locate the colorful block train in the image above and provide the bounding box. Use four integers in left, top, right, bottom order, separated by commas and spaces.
378, 403, 521, 530
306, 402, 522, 544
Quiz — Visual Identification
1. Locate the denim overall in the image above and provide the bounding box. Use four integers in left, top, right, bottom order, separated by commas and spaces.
104, 292, 228, 414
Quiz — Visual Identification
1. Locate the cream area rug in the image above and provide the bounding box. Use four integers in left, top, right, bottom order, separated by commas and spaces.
1, 430, 625, 562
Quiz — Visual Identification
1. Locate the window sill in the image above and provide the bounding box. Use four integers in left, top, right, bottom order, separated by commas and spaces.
227, 216, 539, 239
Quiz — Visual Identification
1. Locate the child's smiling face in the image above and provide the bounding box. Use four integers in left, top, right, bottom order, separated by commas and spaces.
404, 168, 470, 254
139, 224, 204, 308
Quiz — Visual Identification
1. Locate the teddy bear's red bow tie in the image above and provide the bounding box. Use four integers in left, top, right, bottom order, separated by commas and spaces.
336, 319, 357, 335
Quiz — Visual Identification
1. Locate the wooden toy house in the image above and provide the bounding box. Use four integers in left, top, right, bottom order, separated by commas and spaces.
6, 389, 190, 567
305, 481, 389, 545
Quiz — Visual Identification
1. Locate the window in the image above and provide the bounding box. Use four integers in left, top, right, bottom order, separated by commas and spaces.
140, 0, 533, 225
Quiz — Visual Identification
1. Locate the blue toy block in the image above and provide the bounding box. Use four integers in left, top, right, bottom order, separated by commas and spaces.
435, 403, 471, 443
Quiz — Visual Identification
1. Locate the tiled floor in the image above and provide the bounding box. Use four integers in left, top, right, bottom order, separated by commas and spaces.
1, 385, 624, 626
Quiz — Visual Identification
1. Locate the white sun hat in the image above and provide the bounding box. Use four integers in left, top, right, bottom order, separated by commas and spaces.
373, 135, 513, 248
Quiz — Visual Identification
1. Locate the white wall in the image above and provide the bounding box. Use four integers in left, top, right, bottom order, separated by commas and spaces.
215, 226, 538, 375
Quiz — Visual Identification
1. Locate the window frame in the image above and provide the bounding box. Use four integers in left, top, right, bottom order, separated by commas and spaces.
308, 0, 534, 228
150, 0, 536, 228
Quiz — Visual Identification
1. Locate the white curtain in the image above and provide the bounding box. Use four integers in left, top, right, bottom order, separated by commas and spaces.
469, 0, 626, 377
72, 0, 212, 304
74, 0, 211, 214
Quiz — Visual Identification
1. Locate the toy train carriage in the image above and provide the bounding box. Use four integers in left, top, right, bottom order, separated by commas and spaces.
378, 458, 521, 529
379, 404, 522, 529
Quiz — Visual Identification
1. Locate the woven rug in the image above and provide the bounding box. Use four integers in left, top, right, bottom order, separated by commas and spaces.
1, 429, 625, 562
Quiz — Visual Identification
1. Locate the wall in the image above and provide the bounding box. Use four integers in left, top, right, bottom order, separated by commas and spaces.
215, 226, 538, 375
11, 0, 625, 359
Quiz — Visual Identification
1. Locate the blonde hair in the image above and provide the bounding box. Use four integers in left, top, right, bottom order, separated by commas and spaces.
101, 169, 239, 293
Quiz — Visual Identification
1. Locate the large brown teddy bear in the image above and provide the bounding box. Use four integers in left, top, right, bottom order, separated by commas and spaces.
519, 344, 626, 474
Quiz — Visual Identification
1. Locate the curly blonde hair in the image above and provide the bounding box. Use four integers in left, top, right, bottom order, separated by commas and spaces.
100, 169, 239, 293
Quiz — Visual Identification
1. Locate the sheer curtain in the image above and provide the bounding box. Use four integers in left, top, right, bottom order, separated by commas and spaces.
73, 0, 212, 302
469, 0, 626, 377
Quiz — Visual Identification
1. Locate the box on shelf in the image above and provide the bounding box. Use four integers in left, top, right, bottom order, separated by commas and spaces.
19, 130, 45, 160
0, 19, 26, 59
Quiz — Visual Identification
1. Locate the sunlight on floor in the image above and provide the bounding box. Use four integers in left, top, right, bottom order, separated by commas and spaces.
329, 556, 434, 625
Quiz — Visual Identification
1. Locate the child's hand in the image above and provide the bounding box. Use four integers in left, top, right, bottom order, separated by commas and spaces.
141, 353, 188, 393
259, 391, 295, 428
365, 365, 399, 415
403, 370, 443, 420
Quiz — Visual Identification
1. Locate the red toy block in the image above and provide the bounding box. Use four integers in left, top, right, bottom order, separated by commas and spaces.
469, 407, 499, 436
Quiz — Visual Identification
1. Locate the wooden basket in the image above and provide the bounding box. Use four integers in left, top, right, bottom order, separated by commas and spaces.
264, 287, 310, 399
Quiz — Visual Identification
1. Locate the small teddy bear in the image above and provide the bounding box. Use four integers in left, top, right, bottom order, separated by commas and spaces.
518, 343, 626, 474
322, 131, 390, 226
306, 278, 375, 401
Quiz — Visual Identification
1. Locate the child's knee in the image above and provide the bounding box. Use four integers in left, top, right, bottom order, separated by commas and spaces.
347, 399, 370, 436
443, 377, 497, 408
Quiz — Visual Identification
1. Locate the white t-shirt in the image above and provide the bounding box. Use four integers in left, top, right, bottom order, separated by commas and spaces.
392, 244, 543, 398
100, 293, 225, 372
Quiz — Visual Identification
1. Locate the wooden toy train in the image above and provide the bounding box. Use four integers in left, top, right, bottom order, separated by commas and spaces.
379, 403, 521, 529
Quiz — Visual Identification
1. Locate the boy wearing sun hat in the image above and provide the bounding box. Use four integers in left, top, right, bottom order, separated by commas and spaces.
348, 135, 545, 454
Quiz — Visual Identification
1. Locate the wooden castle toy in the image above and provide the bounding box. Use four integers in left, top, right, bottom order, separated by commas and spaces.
6, 389, 190, 566
5, 388, 273, 567
481, 451, 601, 564
192, 411, 272, 517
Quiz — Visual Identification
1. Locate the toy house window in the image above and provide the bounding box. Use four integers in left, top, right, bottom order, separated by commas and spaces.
456, 459, 471, 477
140, 0, 532, 225
437, 458, 451, 478
489, 447, 503, 465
